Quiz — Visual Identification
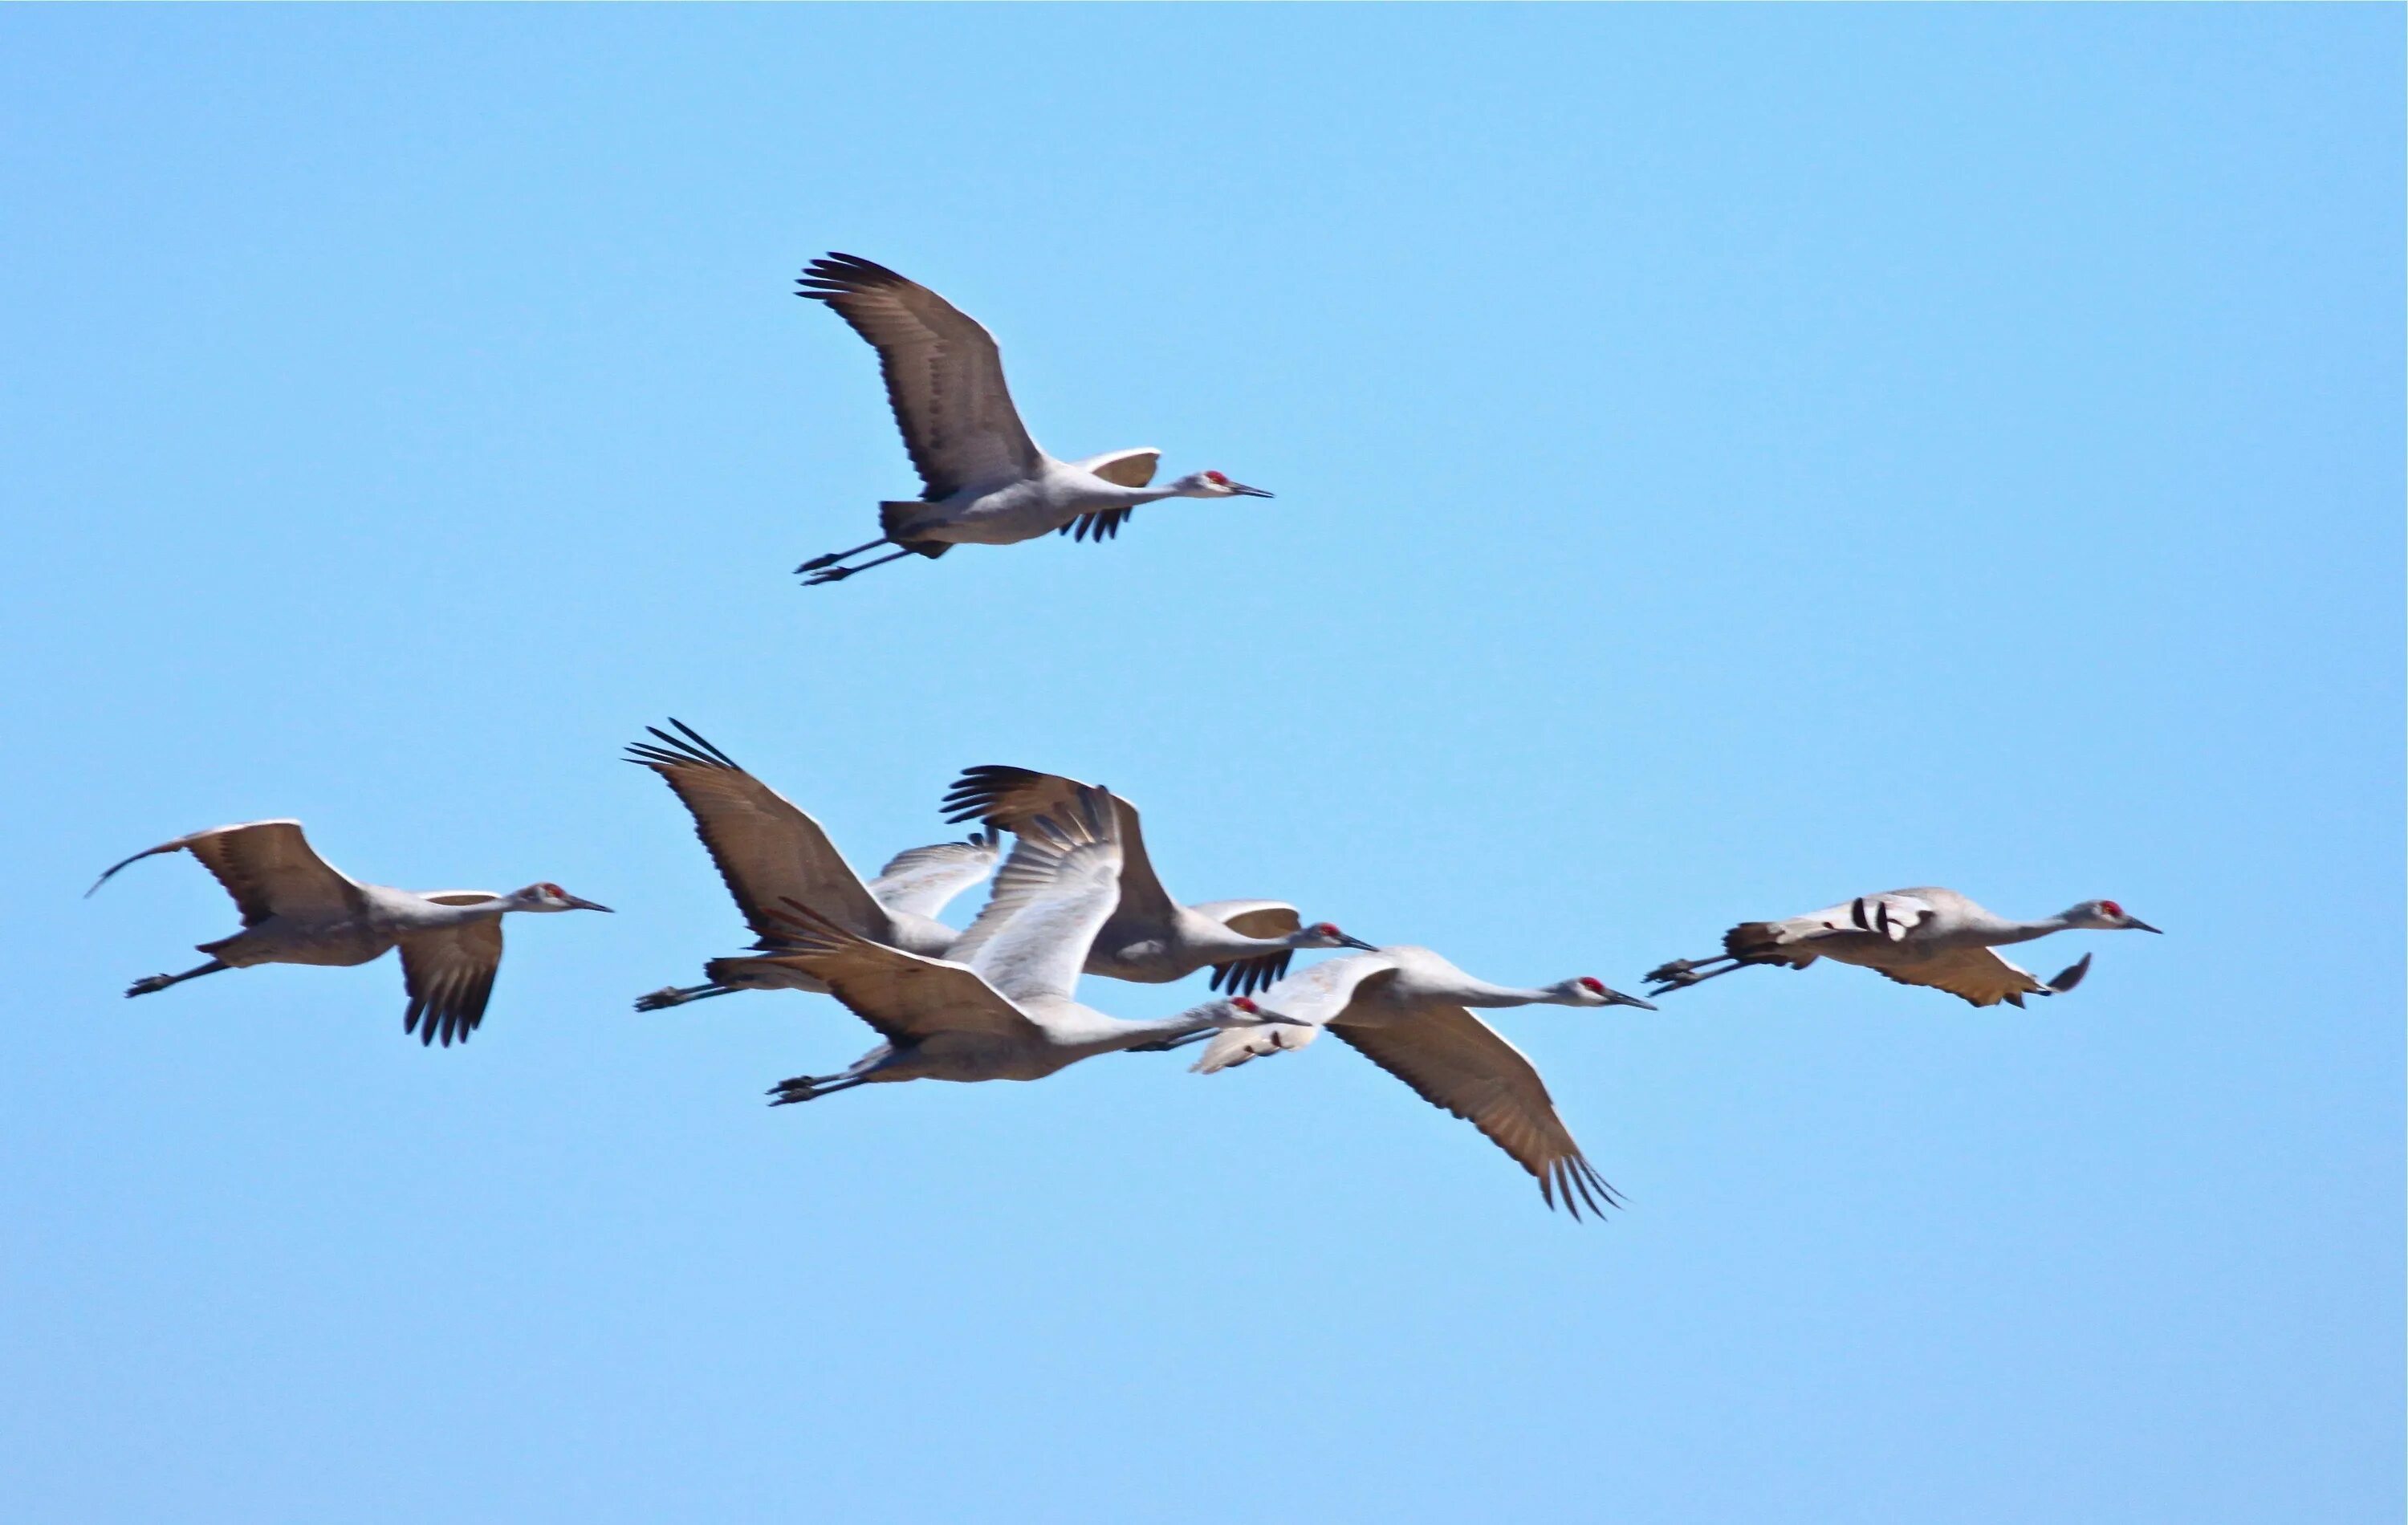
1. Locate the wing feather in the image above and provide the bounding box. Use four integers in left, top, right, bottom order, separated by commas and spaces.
797, 253, 1041, 499
1334, 1006, 1621, 1218
88, 820, 366, 927
399, 919, 504, 1048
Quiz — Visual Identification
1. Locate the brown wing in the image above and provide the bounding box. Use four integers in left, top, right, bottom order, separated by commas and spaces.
939, 767, 1177, 929
89, 819, 367, 928
751, 902, 1047, 1047
626, 722, 889, 943
397, 919, 503, 1047
1875, 947, 2050, 1009
796, 254, 1041, 499
1335, 1005, 1620, 1218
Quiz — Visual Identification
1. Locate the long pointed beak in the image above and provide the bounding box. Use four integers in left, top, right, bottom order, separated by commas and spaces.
1336, 933, 1380, 952
1604, 988, 1658, 1011
2128, 918, 2162, 933
1228, 482, 1273, 498
567, 897, 615, 913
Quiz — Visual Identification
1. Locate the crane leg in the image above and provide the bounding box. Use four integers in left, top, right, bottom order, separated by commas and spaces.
801, 548, 913, 586
766, 1072, 871, 1106
125, 960, 230, 998
634, 982, 734, 1012
795, 536, 893, 574
1642, 954, 1754, 995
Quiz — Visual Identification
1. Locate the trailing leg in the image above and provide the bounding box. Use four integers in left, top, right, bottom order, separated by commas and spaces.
125, 960, 230, 998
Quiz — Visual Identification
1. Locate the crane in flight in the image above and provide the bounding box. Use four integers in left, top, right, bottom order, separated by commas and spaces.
1186, 948, 1653, 1218
1645, 888, 2161, 1007
792, 253, 1272, 585
941, 764, 1374, 995
625, 720, 999, 1011
745, 784, 1276, 1102
88, 819, 610, 1047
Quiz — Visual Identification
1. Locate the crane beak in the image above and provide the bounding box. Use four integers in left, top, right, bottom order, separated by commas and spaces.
2126, 917, 2162, 933
1336, 932, 1380, 952
566, 896, 615, 913
1601, 987, 1657, 1011
1227, 481, 1274, 498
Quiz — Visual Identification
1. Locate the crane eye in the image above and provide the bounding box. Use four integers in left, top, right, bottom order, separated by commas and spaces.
1204, 470, 1228, 485
1314, 922, 1338, 936
2101, 900, 2123, 918
1578, 976, 1605, 994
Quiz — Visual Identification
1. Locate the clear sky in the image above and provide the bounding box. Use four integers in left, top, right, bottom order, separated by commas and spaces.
2, 7, 2399, 1523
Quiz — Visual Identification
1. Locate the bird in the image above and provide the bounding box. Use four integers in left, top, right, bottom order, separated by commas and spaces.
746, 783, 1273, 1102
940, 764, 1375, 995
1185, 947, 1657, 1218
791, 253, 1273, 585
87, 819, 610, 1047
1644, 889, 2161, 1007
624, 720, 1000, 1011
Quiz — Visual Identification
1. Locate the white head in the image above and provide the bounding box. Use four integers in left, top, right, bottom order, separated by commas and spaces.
2060, 898, 2159, 933
1552, 974, 1657, 1010
1289, 921, 1378, 952
506, 881, 615, 913
1169, 469, 1274, 499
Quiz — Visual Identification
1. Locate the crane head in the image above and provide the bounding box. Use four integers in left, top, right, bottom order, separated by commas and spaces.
1294, 921, 1379, 953
1172, 470, 1275, 499
510, 882, 615, 913
1565, 975, 1658, 1011
2066, 898, 2161, 933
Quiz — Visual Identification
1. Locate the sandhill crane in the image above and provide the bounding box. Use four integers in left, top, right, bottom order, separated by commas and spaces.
791, 253, 1273, 585
1186, 948, 1654, 1218
87, 819, 610, 1047
744, 785, 1271, 1102
941, 765, 1374, 995
1645, 889, 2161, 1007
624, 721, 999, 1011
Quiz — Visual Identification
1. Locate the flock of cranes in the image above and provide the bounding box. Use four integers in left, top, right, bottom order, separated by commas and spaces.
86, 253, 2161, 1217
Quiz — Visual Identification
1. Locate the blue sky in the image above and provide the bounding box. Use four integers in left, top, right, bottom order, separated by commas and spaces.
2, 7, 2398, 1522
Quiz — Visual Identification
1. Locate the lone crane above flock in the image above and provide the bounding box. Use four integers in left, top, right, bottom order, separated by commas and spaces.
83, 250, 2163, 1217
792, 253, 1271, 585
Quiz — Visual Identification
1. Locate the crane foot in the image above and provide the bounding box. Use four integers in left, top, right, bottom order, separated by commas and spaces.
125, 974, 174, 997
795, 551, 844, 572
767, 1075, 830, 1105
800, 566, 855, 586
635, 985, 694, 1011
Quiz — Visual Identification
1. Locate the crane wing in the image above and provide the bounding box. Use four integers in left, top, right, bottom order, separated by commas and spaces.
948, 786, 1123, 1006
1189, 954, 1399, 1073
1076, 448, 1159, 488
797, 253, 1042, 500
1335, 1006, 1619, 1218
1874, 946, 2056, 1009
868, 830, 1001, 921
1191, 899, 1304, 996
626, 721, 889, 944
397, 918, 503, 1047
940, 767, 1178, 931
753, 902, 1046, 1047
88, 819, 368, 928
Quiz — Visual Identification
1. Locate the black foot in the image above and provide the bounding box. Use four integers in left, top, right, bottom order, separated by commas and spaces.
635, 985, 695, 1012
795, 551, 844, 572
767, 1076, 830, 1105
125, 974, 173, 997
800, 566, 855, 587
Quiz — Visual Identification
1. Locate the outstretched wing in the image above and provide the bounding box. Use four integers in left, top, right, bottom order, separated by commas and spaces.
1192, 899, 1304, 996
752, 901, 1046, 1047
1875, 946, 2056, 1009
949, 786, 1123, 1006
397, 918, 503, 1047
868, 830, 1001, 921
797, 253, 1042, 499
1336, 1005, 1619, 1219
89, 819, 367, 928
1057, 449, 1159, 544
940, 767, 1178, 931
625, 721, 889, 943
